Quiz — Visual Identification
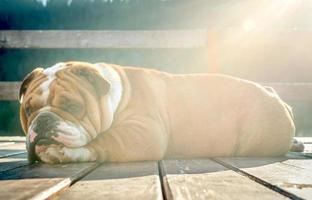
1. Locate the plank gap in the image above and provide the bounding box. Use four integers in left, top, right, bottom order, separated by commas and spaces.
286, 153, 312, 167
55, 161, 162, 200
0, 152, 28, 173
212, 158, 304, 200
160, 159, 287, 199
0, 162, 28, 174
0, 151, 27, 159
31, 162, 101, 200
68, 162, 101, 187
158, 161, 170, 200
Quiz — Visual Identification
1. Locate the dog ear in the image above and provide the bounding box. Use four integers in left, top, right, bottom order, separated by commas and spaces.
71, 67, 110, 96
19, 68, 44, 103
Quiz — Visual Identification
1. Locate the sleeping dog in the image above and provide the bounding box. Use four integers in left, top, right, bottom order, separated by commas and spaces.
19, 61, 300, 164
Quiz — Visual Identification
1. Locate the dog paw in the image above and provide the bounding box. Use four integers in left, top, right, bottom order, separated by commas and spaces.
36, 145, 97, 164
36, 144, 64, 164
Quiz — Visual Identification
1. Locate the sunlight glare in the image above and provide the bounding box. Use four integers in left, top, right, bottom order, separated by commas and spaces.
243, 19, 256, 31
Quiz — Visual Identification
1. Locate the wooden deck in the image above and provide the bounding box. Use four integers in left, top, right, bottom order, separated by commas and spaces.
0, 137, 311, 200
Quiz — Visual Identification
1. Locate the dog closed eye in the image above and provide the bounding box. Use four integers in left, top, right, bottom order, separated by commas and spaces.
25, 104, 32, 116
24, 97, 42, 117
64, 103, 82, 114
60, 98, 84, 117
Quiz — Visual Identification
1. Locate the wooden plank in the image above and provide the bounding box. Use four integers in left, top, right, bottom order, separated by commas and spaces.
301, 144, 312, 158
303, 144, 312, 153
0, 142, 26, 158
1, 29, 311, 49
0, 30, 207, 49
2, 82, 312, 101
0, 142, 15, 147
0, 162, 99, 200
264, 83, 312, 102
0, 136, 25, 143
0, 82, 20, 101
295, 137, 312, 144
220, 29, 312, 47
216, 157, 312, 200
289, 137, 312, 158
0, 138, 28, 172
55, 161, 162, 200
160, 159, 286, 200
282, 158, 312, 170
0, 153, 28, 173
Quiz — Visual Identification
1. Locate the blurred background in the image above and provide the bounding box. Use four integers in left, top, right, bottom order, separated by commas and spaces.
0, 0, 312, 136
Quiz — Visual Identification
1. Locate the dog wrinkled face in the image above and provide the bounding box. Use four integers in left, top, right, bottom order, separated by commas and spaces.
19, 62, 111, 163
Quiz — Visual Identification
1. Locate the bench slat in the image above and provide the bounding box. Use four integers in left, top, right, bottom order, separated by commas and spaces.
0, 82, 20, 101
0, 162, 99, 200
0, 142, 26, 158
216, 157, 312, 200
265, 83, 312, 102
160, 159, 286, 200
2, 82, 312, 101
0, 30, 207, 49
55, 161, 162, 200
0, 137, 100, 200
0, 136, 25, 143
0, 139, 28, 172
0, 153, 27, 173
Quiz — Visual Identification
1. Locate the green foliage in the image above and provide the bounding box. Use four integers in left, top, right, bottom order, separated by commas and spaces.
0, 102, 23, 136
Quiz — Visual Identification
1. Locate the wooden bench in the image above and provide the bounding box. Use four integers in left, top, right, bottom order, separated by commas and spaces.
1, 30, 312, 101
1, 30, 312, 199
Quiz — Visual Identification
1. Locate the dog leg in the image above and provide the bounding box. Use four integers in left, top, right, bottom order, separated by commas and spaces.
88, 118, 168, 162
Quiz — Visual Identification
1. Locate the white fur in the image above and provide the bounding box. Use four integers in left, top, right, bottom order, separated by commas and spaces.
28, 106, 91, 148
61, 147, 95, 162
37, 145, 95, 163
40, 63, 65, 104
93, 63, 123, 114
51, 121, 91, 148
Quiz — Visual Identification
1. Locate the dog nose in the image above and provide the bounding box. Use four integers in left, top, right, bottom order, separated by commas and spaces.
27, 111, 61, 163
32, 112, 60, 135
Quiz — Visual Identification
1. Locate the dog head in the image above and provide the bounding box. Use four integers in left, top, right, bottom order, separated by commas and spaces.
19, 61, 113, 163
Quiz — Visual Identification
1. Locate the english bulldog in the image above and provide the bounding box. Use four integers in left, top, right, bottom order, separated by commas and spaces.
19, 61, 301, 164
